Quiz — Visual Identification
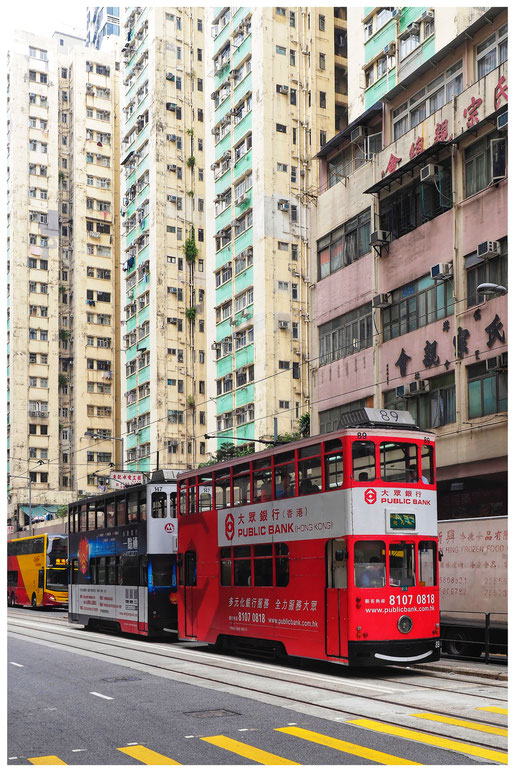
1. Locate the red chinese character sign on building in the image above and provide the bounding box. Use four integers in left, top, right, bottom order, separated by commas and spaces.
381, 153, 402, 178
494, 75, 508, 110
463, 96, 483, 128
434, 119, 449, 143
409, 136, 423, 159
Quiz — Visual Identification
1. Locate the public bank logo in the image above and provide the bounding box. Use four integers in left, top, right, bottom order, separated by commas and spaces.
164, 522, 175, 533
78, 536, 89, 574
225, 513, 235, 541
364, 488, 377, 505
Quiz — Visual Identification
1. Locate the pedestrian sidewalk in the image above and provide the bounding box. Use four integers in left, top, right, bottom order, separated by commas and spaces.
414, 657, 507, 681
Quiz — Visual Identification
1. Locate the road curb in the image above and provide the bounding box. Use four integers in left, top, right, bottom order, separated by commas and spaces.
413, 662, 508, 681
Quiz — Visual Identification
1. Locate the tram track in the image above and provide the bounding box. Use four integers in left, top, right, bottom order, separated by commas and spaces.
8, 611, 507, 754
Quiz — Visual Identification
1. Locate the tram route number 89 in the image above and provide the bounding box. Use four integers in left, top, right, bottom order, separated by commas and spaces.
389, 593, 436, 606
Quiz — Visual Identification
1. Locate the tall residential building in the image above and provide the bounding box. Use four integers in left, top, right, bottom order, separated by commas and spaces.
120, 7, 207, 473
206, 7, 344, 449
7, 30, 121, 527
311, 7, 507, 518
86, 6, 121, 51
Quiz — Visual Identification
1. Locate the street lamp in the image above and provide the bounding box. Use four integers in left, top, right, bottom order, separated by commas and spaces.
84, 431, 125, 471
477, 283, 508, 296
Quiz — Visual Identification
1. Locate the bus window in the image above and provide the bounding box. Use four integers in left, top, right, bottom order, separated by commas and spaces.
380, 442, 418, 483
354, 540, 386, 588
220, 547, 231, 586
117, 498, 127, 525
233, 546, 251, 586
198, 474, 213, 511
418, 541, 437, 587
389, 542, 415, 586
421, 444, 434, 484
128, 493, 139, 522
298, 456, 321, 494
139, 490, 147, 521
324, 439, 343, 489
151, 556, 173, 587
215, 472, 230, 509
352, 441, 376, 481
254, 544, 273, 586
275, 543, 289, 587
106, 501, 115, 527
152, 491, 167, 518
253, 469, 272, 502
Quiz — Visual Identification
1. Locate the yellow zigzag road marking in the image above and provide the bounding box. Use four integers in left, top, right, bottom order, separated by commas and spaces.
202, 735, 300, 765
476, 706, 508, 716
276, 726, 420, 765
413, 712, 507, 737
118, 745, 181, 764
348, 718, 508, 764
28, 756, 67, 765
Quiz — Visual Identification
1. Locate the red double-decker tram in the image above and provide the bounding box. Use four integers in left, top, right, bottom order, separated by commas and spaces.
177, 409, 441, 667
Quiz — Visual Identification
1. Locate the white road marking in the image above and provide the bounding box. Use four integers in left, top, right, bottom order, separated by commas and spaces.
185, 735, 195, 739
238, 728, 249, 732
71, 749, 87, 753
90, 691, 114, 700
287, 723, 297, 726
9, 662, 24, 667
125, 743, 139, 746
8, 757, 18, 760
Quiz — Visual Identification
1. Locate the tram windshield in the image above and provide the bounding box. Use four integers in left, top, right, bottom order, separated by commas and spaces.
354, 540, 386, 588
389, 542, 415, 586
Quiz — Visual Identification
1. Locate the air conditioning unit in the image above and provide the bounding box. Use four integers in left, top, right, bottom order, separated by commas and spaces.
406, 22, 420, 33
370, 230, 391, 246
487, 352, 508, 371
384, 42, 396, 55
229, 69, 238, 79
420, 10, 434, 20
166, 73, 175, 81
167, 165, 177, 173
350, 126, 366, 143
407, 379, 429, 395
372, 292, 392, 309
170, 287, 177, 294
277, 85, 289, 95
86, 83, 94, 91
278, 200, 290, 212
477, 240, 501, 260
235, 193, 248, 205
420, 164, 441, 182
396, 385, 407, 397
90, 232, 100, 239
166, 103, 176, 111
497, 111, 508, 131
278, 320, 289, 330
169, 195, 177, 203
167, 134, 177, 142
430, 262, 453, 280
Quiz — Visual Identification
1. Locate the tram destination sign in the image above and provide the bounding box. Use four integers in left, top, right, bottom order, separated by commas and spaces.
390, 513, 416, 530
338, 408, 418, 429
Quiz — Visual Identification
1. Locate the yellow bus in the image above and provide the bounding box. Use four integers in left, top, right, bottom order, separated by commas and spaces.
7, 534, 68, 608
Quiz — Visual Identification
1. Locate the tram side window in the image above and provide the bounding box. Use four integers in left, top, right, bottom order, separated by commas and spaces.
220, 547, 232, 586
275, 543, 289, 586
96, 505, 106, 529
219, 543, 289, 587
234, 545, 251, 586
170, 491, 178, 516
187, 481, 197, 514
298, 444, 321, 494
106, 501, 115, 527
80, 505, 87, 531
354, 540, 386, 588
352, 441, 376, 481
421, 444, 434, 484
253, 468, 272, 502
215, 471, 231, 509
418, 541, 437, 587
139, 490, 147, 520
324, 439, 343, 489
233, 474, 250, 506
380, 442, 417, 483
87, 503, 96, 530
151, 555, 175, 587
152, 491, 167, 518
179, 485, 187, 515
121, 554, 139, 585
128, 493, 139, 522
198, 474, 213, 511
117, 498, 128, 525
389, 542, 415, 586
254, 543, 273, 586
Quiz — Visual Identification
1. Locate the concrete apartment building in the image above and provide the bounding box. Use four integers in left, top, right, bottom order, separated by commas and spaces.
120, 7, 208, 473
7, 30, 121, 527
206, 7, 346, 449
311, 6, 507, 518
86, 6, 121, 51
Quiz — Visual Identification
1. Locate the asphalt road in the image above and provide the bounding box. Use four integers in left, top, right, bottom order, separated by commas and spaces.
8, 633, 498, 766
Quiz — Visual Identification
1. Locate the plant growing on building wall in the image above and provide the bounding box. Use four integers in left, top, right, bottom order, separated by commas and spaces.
59, 285, 65, 294
58, 170, 65, 182
187, 189, 194, 197
298, 412, 310, 437
186, 128, 194, 137
59, 329, 70, 342
186, 155, 196, 167
185, 306, 197, 321
187, 394, 196, 408
183, 229, 198, 264
58, 373, 68, 387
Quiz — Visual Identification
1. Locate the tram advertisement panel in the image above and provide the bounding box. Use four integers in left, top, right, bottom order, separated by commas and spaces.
217, 489, 437, 547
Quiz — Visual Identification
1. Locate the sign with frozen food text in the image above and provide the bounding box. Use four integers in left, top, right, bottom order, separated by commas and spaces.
110, 472, 145, 489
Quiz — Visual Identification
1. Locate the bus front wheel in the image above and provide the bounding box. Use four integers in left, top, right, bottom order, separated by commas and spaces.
31, 594, 37, 609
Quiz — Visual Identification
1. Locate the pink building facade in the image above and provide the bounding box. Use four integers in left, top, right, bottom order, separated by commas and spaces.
311, 8, 507, 520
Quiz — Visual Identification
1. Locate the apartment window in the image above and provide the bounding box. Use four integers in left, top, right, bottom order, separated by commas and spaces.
376, 8, 393, 29
291, 167, 297, 183
278, 360, 290, 370
290, 88, 297, 106
276, 46, 286, 56
318, 14, 325, 31
291, 205, 298, 222
320, 91, 326, 109
197, 18, 202, 31
385, 372, 456, 429
319, 53, 326, 70
320, 130, 327, 147
318, 209, 371, 280
290, 10, 296, 26
276, 8, 286, 16
319, 303, 373, 365
477, 24, 507, 79
290, 49, 296, 66
468, 360, 507, 418
291, 283, 298, 300
465, 132, 506, 198
382, 275, 454, 342
399, 28, 420, 61
466, 239, 507, 307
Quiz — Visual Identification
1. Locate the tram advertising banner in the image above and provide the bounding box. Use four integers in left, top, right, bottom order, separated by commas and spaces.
217, 489, 437, 547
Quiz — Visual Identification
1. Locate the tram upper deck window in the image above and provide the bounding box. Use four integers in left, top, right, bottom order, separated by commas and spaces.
117, 497, 127, 525
106, 500, 115, 527
187, 480, 197, 514
298, 444, 321, 494
96, 503, 106, 529
354, 540, 386, 587
254, 467, 272, 502
418, 541, 437, 587
87, 503, 96, 530
198, 473, 213, 511
152, 491, 167, 518
274, 450, 295, 499
215, 470, 231, 509
324, 439, 343, 489
80, 504, 87, 531
233, 462, 250, 506
139, 489, 147, 520
380, 442, 417, 483
128, 492, 139, 522
352, 441, 376, 481
389, 542, 415, 586
421, 444, 434, 484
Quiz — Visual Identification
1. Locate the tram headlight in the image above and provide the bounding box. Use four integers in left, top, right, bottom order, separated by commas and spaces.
398, 615, 413, 634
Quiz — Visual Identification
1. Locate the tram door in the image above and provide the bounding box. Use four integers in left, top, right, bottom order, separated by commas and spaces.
183, 550, 197, 638
325, 539, 348, 658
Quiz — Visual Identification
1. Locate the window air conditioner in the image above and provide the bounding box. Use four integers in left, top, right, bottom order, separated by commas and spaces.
430, 262, 453, 280
420, 164, 441, 182
171, 287, 177, 294
167, 165, 176, 172
277, 85, 289, 95
477, 240, 501, 260
350, 126, 366, 143
235, 193, 248, 205
396, 385, 407, 397
369, 230, 391, 246
372, 292, 392, 309
384, 42, 396, 55
167, 134, 177, 142
407, 379, 429, 395
166, 73, 175, 81
278, 320, 289, 330
406, 22, 420, 33
497, 111, 508, 131
420, 10, 434, 20
487, 352, 508, 371
278, 200, 290, 211
169, 195, 177, 203
166, 103, 176, 111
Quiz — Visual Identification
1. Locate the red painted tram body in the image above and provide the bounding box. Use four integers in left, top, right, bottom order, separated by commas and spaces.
177, 409, 440, 667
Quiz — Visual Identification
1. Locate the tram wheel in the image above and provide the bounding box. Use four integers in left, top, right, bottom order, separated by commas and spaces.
31, 594, 38, 609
